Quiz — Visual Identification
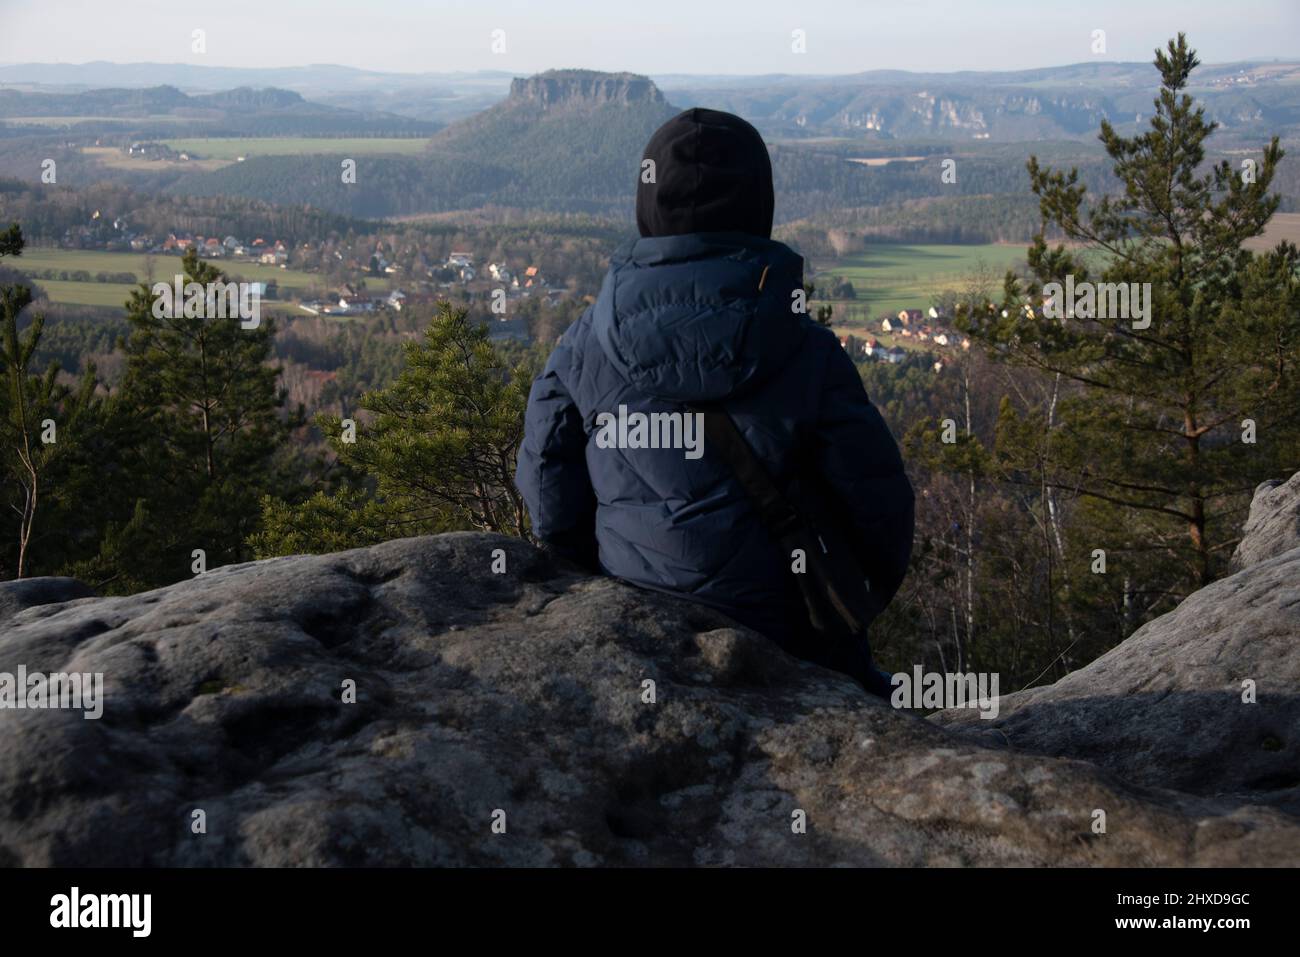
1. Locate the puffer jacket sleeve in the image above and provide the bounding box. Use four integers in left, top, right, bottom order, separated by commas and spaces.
812, 343, 915, 609
515, 323, 598, 570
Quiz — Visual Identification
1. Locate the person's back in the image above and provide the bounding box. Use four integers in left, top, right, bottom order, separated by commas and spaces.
515, 108, 914, 690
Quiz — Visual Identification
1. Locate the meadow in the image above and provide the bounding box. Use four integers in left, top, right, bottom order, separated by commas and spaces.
161, 137, 431, 159
17, 242, 1025, 314
815, 243, 1032, 320
820, 214, 1300, 325
81, 146, 230, 172
28, 279, 139, 308
12, 248, 336, 307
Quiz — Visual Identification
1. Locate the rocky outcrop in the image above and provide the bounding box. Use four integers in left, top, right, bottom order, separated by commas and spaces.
0, 576, 93, 624
507, 70, 666, 110
1233, 474, 1300, 569
2, 526, 1298, 867
937, 475, 1300, 817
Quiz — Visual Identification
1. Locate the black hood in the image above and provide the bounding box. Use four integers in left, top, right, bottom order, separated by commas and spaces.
636, 108, 774, 240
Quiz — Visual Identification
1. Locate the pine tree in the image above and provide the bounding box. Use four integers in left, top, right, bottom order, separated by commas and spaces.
0, 224, 99, 579
253, 301, 533, 557
964, 34, 1300, 596
75, 248, 298, 589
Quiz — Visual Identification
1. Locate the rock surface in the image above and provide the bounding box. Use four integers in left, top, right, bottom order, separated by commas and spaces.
0, 576, 94, 625
1233, 473, 1300, 569
937, 474, 1300, 818
2, 528, 1298, 867
507, 70, 667, 110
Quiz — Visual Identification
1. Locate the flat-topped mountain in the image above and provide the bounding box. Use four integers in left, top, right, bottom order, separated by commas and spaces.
428, 68, 676, 150
406, 69, 678, 216
506, 70, 669, 110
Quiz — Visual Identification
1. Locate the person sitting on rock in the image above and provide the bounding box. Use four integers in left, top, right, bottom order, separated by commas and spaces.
515, 107, 914, 696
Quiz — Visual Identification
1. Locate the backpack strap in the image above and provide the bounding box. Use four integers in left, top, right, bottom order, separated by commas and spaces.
691, 406, 867, 637
695, 409, 803, 540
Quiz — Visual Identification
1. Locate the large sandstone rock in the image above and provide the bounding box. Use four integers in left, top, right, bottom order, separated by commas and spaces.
0, 576, 94, 624
1, 533, 1297, 866
938, 476, 1300, 818
1233, 473, 1300, 569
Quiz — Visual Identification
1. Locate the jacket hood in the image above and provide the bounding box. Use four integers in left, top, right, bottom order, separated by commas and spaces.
592, 232, 808, 403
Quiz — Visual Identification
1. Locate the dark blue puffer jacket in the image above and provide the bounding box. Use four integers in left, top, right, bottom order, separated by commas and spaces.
515, 231, 914, 640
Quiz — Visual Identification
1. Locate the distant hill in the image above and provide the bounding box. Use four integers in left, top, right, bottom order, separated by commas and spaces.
6, 62, 1296, 227
428, 70, 673, 154
0, 84, 439, 136
656, 59, 1300, 91
0, 61, 515, 95
422, 70, 677, 208
7, 57, 1299, 139
0, 84, 193, 116
175, 70, 679, 218
164, 62, 1300, 224
673, 82, 1300, 143
664, 60, 1300, 143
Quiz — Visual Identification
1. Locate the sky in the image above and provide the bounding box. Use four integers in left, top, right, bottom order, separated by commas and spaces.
0, 0, 1296, 76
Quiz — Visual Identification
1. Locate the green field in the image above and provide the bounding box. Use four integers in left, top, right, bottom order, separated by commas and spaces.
161, 137, 430, 159
28, 279, 139, 308
816, 243, 1034, 319
14, 241, 1072, 315
13, 248, 341, 307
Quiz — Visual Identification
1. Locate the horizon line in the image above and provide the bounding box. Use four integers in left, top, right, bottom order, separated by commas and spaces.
1, 56, 1298, 82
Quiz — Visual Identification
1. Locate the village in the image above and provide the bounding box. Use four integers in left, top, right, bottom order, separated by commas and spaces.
54, 213, 971, 365
55, 214, 564, 325
838, 306, 974, 370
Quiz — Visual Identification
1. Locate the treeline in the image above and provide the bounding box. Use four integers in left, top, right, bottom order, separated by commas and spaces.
20, 267, 136, 283
27, 303, 127, 378
872, 196, 1043, 244
159, 133, 1133, 225
0, 175, 626, 300
174, 154, 516, 220
780, 195, 1048, 248
769, 147, 1118, 222
142, 137, 1121, 224
0, 178, 367, 247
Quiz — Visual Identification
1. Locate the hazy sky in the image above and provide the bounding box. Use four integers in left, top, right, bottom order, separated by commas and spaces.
1, 0, 1296, 75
